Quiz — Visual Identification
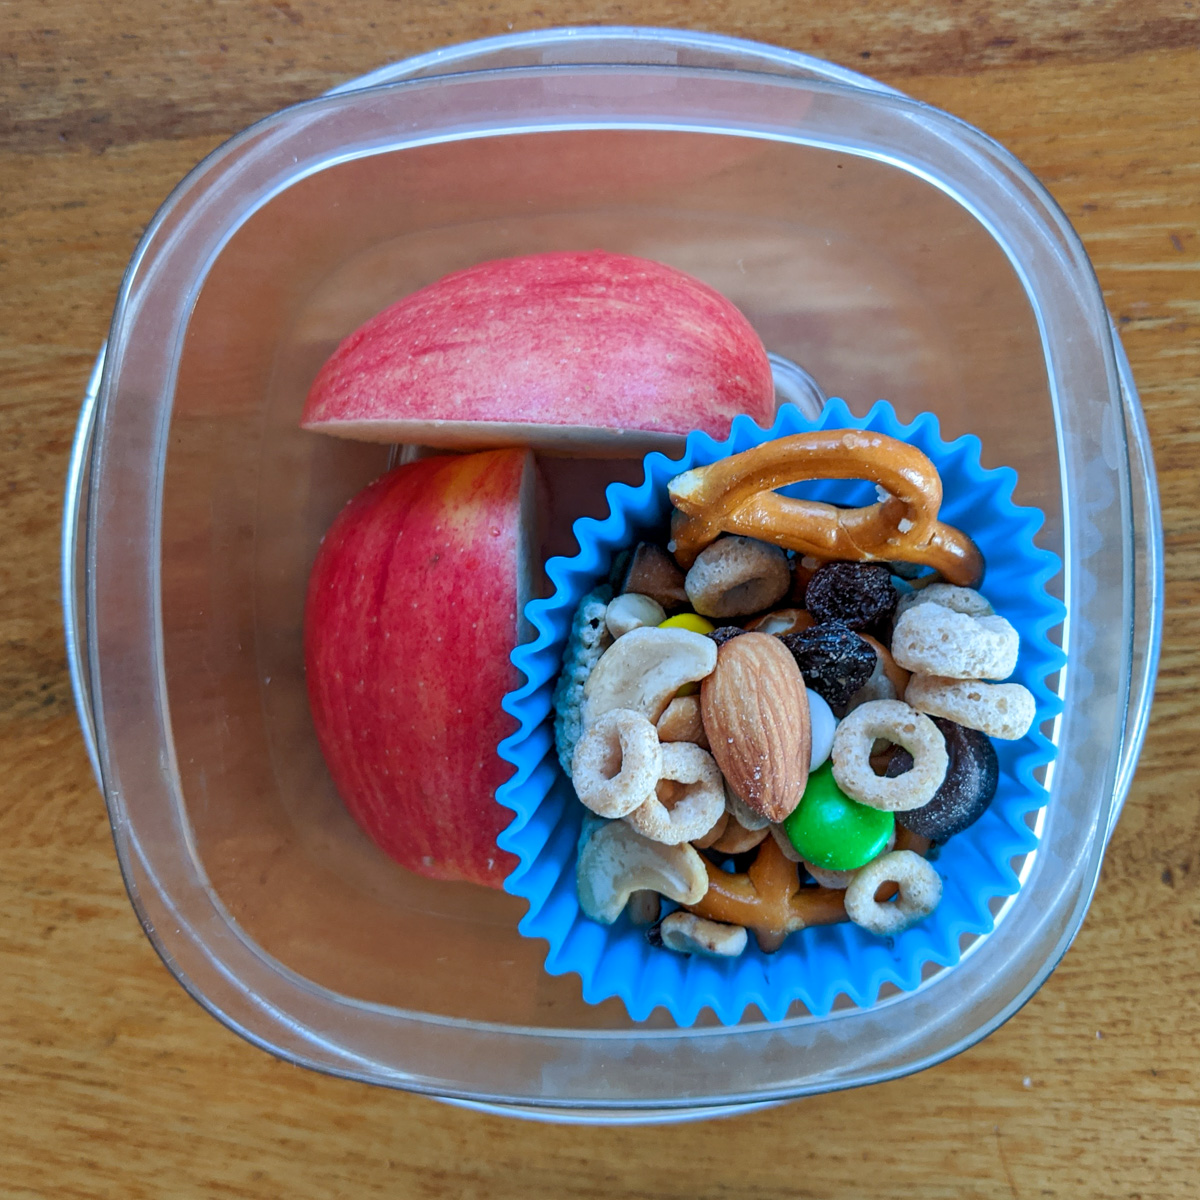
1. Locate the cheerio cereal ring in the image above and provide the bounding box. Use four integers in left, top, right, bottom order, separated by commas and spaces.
683, 536, 790, 618
891, 602, 1019, 681
844, 850, 942, 935
571, 708, 662, 819
831, 699, 948, 811
906, 674, 1036, 740
625, 741, 726, 845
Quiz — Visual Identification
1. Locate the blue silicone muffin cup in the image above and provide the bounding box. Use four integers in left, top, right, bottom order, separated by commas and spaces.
496, 400, 1065, 1027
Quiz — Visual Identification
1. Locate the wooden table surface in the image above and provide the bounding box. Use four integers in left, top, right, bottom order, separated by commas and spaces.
2, 2, 1197, 1196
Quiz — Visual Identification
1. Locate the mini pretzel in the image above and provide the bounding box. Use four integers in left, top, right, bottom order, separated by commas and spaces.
571, 709, 662, 819
685, 833, 849, 952
831, 699, 948, 811
625, 742, 726, 844
667, 430, 983, 586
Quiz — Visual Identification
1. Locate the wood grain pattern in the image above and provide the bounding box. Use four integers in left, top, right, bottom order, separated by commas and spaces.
2, 1, 1198, 1196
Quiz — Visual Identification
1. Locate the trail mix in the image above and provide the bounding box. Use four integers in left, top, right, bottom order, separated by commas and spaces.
552, 428, 1037, 956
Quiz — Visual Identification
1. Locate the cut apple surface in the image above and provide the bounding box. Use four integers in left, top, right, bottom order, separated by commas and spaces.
303, 448, 536, 890
301, 250, 775, 455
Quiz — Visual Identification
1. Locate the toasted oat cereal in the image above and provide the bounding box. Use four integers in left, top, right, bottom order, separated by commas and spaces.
844, 850, 942, 935
831, 699, 948, 811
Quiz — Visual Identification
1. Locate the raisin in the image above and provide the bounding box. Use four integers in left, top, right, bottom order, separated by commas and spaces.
709, 625, 749, 647
805, 561, 898, 631
780, 621, 876, 709
888, 717, 999, 842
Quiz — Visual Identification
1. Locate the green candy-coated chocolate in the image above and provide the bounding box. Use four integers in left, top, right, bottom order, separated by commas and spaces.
783, 763, 894, 870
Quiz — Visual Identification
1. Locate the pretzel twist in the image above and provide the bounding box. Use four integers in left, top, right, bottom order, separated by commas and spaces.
667, 429, 983, 586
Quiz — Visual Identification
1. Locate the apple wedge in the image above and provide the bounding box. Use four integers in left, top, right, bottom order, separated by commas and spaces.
300, 250, 775, 455
304, 448, 537, 889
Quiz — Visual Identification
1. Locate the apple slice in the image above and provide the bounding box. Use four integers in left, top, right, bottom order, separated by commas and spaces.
300, 250, 775, 455
304, 448, 537, 889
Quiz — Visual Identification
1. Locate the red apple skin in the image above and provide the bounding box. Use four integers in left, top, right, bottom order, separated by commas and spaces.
300, 250, 775, 453
304, 449, 532, 889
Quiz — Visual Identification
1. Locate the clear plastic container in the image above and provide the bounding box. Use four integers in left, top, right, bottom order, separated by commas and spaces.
63, 27, 1162, 1120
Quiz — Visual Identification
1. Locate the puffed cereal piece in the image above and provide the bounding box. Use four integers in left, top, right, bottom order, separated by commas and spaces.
891, 602, 1019, 681
844, 850, 942, 935
894, 582, 993, 621
906, 674, 1036, 741
553, 586, 612, 774
803, 827, 896, 889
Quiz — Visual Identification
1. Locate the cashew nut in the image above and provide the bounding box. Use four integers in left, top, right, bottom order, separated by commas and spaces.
626, 890, 661, 926
691, 809, 729, 849
605, 592, 667, 639
582, 626, 717, 728
658, 911, 748, 958
575, 820, 709, 925
656, 694, 710, 750
709, 816, 769, 855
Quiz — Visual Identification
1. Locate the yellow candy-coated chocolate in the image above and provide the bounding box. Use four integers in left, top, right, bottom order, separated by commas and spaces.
659, 613, 716, 636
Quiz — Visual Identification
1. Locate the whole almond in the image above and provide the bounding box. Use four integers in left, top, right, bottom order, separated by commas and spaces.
700, 632, 811, 823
